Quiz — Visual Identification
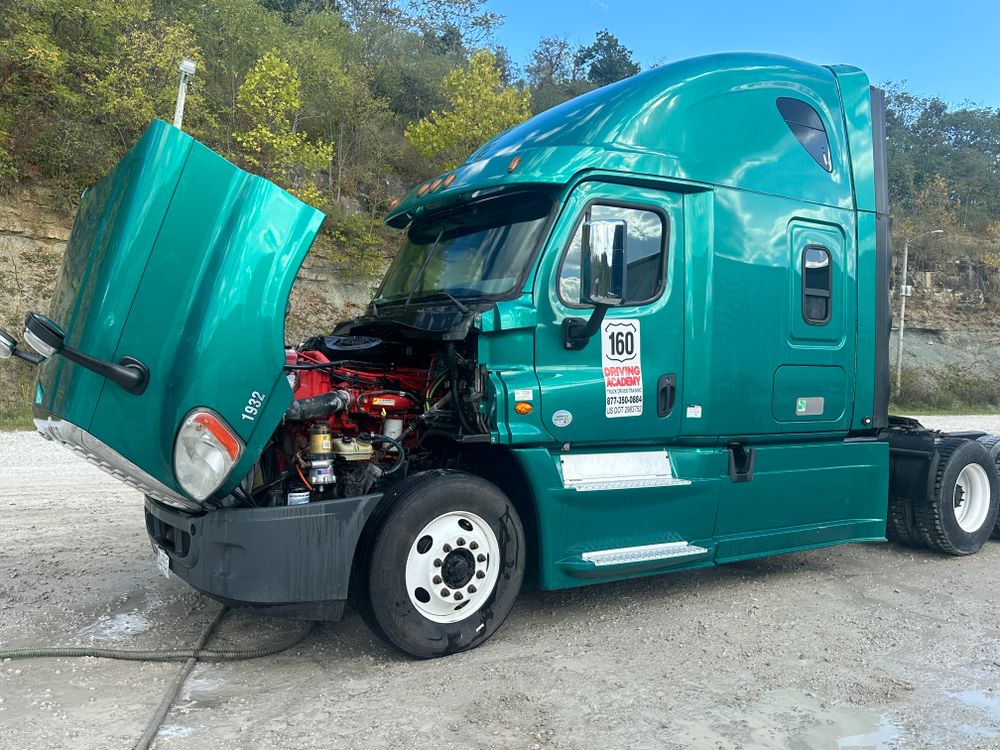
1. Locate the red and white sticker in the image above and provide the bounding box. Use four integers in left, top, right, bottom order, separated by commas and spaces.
602, 318, 643, 418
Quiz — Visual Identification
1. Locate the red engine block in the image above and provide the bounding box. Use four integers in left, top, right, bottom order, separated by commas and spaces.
286, 349, 429, 437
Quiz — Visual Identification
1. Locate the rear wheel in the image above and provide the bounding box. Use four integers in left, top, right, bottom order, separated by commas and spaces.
886, 494, 921, 547
975, 435, 1000, 539
914, 437, 999, 555
354, 470, 525, 658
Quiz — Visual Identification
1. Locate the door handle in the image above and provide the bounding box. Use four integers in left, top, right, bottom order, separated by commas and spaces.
657, 374, 676, 417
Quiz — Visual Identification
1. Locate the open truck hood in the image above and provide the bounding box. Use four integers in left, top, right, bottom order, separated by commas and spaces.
33, 120, 324, 509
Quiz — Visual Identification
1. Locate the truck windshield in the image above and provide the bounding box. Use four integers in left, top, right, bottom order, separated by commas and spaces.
375, 189, 554, 305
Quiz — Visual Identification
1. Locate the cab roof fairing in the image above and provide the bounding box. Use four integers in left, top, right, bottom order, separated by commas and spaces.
385, 52, 867, 228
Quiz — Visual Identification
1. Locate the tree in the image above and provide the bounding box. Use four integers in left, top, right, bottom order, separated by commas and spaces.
525, 36, 573, 88
233, 50, 334, 206
573, 29, 640, 87
405, 50, 530, 171
85, 21, 205, 145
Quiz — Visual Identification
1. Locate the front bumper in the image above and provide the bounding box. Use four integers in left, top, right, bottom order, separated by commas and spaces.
144, 493, 382, 620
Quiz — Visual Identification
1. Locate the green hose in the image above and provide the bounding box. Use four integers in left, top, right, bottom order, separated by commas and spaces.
0, 616, 315, 661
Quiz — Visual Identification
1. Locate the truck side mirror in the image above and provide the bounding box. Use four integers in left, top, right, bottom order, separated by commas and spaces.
22, 311, 150, 394
0, 327, 44, 365
0, 329, 15, 359
580, 219, 628, 307
564, 219, 628, 350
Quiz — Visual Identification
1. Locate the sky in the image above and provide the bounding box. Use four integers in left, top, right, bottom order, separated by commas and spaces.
489, 0, 1000, 108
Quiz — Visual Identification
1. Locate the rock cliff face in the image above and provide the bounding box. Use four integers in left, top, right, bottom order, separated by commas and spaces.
0, 187, 380, 425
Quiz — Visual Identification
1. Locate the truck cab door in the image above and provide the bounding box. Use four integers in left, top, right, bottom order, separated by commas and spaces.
534, 181, 684, 445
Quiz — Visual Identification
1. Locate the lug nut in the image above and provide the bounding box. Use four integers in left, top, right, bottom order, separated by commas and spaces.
457, 537, 466, 546
476, 553, 486, 562
433, 575, 442, 584
469, 541, 479, 550
440, 588, 451, 597
433, 558, 442, 567
443, 544, 452, 553
476, 570, 485, 579
454, 592, 464, 601
468, 585, 477, 593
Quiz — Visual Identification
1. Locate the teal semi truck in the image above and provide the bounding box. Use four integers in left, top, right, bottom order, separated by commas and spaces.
3, 53, 999, 658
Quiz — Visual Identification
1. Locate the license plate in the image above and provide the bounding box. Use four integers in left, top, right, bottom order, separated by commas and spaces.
155, 545, 170, 578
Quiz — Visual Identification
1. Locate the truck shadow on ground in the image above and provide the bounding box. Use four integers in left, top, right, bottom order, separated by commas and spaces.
304, 540, 949, 662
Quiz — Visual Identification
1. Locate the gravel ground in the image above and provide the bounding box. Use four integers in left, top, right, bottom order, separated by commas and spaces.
2, 418, 1000, 749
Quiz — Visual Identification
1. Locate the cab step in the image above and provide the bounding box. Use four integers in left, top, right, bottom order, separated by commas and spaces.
582, 541, 709, 566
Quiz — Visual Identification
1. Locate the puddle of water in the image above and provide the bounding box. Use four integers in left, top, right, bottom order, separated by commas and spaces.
948, 688, 1000, 722
837, 716, 902, 749
78, 611, 152, 640
157, 725, 193, 741
182, 675, 226, 702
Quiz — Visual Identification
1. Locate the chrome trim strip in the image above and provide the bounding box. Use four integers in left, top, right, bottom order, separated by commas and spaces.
34, 416, 200, 510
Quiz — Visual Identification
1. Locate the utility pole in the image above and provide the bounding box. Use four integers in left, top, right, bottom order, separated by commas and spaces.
173, 58, 197, 130
895, 229, 944, 396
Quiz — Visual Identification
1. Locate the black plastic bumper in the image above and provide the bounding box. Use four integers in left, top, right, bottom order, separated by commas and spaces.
144, 493, 382, 620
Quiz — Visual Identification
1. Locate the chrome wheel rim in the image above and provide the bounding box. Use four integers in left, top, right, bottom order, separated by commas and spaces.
954, 463, 991, 533
404, 511, 500, 624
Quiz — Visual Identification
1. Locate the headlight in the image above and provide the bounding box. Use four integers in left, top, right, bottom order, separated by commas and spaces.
174, 409, 243, 501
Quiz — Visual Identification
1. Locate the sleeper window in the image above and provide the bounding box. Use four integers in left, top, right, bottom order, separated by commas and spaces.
559, 205, 666, 306
802, 245, 832, 324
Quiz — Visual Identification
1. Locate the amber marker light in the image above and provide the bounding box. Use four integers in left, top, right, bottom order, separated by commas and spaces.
443, 173, 456, 187
430, 178, 443, 191
514, 401, 533, 415
508, 156, 521, 173
388, 198, 399, 209
417, 183, 430, 196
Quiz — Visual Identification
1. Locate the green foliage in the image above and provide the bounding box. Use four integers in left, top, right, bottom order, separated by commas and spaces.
405, 50, 530, 171
233, 50, 334, 206
891, 364, 1000, 414
573, 29, 639, 87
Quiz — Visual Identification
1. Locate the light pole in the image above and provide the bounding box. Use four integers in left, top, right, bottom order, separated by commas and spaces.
173, 58, 197, 130
895, 229, 944, 396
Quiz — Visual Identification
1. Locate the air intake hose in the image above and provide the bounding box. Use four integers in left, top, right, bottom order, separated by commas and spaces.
284, 389, 351, 421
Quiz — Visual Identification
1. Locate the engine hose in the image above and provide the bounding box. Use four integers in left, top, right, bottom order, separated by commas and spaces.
361, 432, 405, 474
0, 613, 315, 662
446, 343, 475, 434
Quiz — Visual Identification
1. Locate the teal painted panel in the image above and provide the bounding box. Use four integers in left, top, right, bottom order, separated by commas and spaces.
771, 365, 846, 424
513, 446, 723, 590
680, 189, 856, 438
713, 440, 888, 552
829, 65, 876, 213
853, 211, 878, 428
533, 180, 686, 445
39, 120, 323, 503
38, 121, 191, 433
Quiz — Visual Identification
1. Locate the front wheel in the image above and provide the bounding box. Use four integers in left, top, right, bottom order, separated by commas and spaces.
354, 470, 525, 658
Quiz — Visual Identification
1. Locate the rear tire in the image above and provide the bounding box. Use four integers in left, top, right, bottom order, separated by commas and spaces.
354, 470, 525, 659
886, 494, 922, 547
914, 437, 999, 556
975, 435, 1000, 539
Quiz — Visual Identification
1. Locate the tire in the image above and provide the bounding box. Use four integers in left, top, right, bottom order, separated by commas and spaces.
975, 435, 1000, 539
913, 437, 1000, 556
354, 470, 525, 659
886, 493, 922, 547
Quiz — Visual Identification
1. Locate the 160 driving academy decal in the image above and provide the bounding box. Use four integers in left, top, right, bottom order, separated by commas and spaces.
601, 318, 642, 418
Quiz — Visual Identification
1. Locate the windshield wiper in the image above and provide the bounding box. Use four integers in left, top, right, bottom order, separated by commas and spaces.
413, 291, 471, 314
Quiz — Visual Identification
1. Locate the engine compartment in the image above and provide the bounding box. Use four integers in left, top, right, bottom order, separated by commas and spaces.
230, 332, 488, 508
